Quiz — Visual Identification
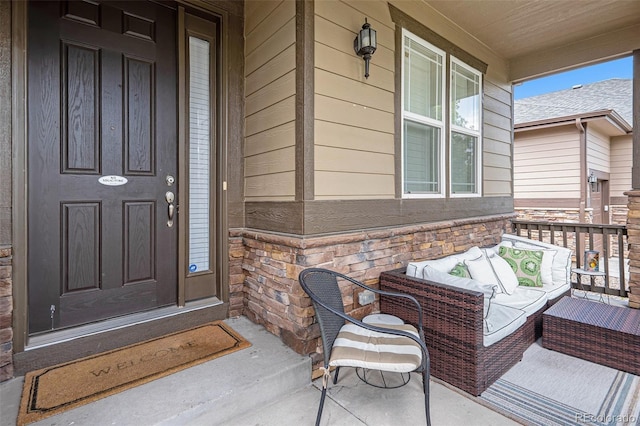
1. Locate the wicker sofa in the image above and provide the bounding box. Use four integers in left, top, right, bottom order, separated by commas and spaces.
379, 234, 572, 396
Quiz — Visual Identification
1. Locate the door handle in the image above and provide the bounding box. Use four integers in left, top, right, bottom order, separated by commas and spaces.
166, 191, 175, 227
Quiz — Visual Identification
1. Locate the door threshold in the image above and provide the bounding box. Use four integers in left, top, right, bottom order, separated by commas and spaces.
25, 298, 223, 351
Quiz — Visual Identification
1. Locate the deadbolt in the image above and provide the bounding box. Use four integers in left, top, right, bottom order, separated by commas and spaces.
166, 175, 175, 186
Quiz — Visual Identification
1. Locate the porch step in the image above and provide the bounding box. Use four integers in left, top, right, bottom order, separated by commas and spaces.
157, 317, 312, 425
0, 316, 311, 425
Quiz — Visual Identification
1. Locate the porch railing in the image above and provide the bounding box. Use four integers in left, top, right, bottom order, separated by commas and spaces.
510, 220, 629, 298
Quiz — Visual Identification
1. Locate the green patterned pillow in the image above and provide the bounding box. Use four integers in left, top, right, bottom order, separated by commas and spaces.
498, 246, 543, 287
449, 262, 471, 279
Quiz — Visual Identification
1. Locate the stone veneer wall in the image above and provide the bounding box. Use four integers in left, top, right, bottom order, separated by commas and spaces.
626, 191, 640, 308
611, 205, 629, 226
0, 247, 12, 382
239, 214, 514, 370
228, 232, 246, 318
515, 207, 583, 224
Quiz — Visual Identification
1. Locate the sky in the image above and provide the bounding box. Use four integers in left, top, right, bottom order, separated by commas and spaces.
513, 57, 633, 100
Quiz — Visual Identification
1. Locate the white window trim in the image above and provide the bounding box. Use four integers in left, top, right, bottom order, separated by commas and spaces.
449, 56, 482, 198
401, 29, 446, 199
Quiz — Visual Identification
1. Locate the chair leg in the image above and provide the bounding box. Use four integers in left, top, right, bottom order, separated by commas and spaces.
422, 369, 431, 426
333, 366, 341, 384
315, 385, 327, 426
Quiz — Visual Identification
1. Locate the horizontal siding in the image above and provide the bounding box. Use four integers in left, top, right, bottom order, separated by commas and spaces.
245, 44, 295, 96
314, 41, 394, 93
245, 0, 283, 36
315, 171, 395, 199
246, 16, 295, 76
586, 126, 610, 173
315, 68, 393, 113
313, 0, 397, 200
610, 135, 632, 197
315, 146, 394, 175
314, 3, 394, 69
314, 120, 394, 155
245, 171, 295, 200
482, 80, 512, 197
315, 94, 394, 134
246, 70, 295, 116
514, 126, 581, 199
245, 121, 295, 157
245, 1, 296, 201
246, 0, 295, 55
245, 146, 295, 177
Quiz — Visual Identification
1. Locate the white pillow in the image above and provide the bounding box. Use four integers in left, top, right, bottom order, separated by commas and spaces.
487, 251, 519, 295
539, 249, 556, 286
406, 255, 462, 278
458, 246, 483, 261
465, 254, 500, 287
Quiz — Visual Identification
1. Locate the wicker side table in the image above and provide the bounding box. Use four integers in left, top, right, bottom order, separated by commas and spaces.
542, 297, 640, 376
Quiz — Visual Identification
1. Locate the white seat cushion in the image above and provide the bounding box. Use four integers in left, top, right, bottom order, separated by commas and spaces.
329, 323, 422, 373
483, 304, 527, 347
540, 280, 571, 300
493, 287, 548, 317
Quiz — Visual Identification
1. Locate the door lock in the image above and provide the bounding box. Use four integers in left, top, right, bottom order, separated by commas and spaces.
166, 191, 175, 227
166, 175, 175, 186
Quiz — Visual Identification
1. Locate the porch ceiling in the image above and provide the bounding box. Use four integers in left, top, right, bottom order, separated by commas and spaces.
424, 0, 640, 82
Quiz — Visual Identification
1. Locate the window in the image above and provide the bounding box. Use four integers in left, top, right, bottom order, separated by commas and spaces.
450, 58, 481, 196
401, 30, 482, 198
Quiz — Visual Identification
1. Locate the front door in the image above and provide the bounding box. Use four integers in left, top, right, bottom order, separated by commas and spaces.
27, 0, 178, 334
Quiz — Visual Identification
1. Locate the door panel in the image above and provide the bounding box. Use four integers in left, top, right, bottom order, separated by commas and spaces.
28, 0, 177, 333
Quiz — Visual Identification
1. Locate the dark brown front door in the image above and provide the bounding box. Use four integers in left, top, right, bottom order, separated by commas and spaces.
27, 0, 177, 334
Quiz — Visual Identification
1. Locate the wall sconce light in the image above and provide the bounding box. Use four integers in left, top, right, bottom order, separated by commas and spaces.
587, 172, 597, 191
354, 18, 377, 79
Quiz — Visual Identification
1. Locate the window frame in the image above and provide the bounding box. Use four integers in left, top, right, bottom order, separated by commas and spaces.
449, 56, 482, 198
401, 29, 447, 199
400, 29, 483, 199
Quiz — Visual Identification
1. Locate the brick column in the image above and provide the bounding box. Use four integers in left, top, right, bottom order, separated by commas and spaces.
626, 190, 640, 308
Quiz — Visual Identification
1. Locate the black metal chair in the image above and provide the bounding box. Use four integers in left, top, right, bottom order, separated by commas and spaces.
299, 268, 431, 426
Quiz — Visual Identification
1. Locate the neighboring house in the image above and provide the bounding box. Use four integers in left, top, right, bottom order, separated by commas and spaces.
514, 79, 633, 226
1, 0, 639, 380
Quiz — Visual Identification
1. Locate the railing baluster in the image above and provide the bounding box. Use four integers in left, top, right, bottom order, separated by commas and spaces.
509, 220, 627, 299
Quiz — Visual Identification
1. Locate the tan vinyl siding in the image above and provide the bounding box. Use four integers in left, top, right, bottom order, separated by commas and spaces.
314, 0, 395, 200
482, 80, 513, 196
314, 0, 513, 200
245, 0, 296, 201
586, 126, 610, 174
514, 126, 581, 199
611, 135, 632, 197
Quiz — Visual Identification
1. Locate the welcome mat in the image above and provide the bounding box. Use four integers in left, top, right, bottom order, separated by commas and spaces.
18, 321, 250, 425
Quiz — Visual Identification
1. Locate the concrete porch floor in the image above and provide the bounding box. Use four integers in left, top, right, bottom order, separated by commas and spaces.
0, 316, 516, 426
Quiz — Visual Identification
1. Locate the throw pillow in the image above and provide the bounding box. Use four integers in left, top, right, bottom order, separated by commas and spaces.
486, 251, 519, 295
465, 255, 500, 288
498, 246, 544, 287
449, 262, 471, 278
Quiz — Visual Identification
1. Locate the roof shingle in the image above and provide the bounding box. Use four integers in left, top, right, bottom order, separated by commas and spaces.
514, 78, 632, 126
